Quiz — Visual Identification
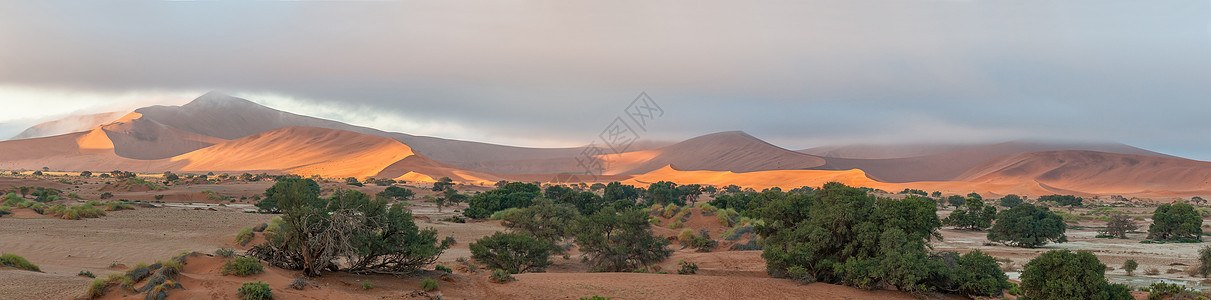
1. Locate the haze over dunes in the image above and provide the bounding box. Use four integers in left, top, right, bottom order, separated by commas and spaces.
2, 92, 1210, 198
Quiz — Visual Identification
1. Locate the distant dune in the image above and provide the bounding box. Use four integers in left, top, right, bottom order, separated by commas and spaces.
2, 92, 1208, 198
813, 141, 1178, 183
955, 150, 1211, 197
9, 111, 127, 140
605, 131, 827, 175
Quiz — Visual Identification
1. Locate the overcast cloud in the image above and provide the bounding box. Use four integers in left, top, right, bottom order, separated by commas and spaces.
1, 1, 1210, 159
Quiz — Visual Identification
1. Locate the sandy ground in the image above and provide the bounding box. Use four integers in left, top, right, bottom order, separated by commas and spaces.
0, 175, 1204, 299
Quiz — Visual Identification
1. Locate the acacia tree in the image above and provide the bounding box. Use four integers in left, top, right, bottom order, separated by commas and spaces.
502, 199, 579, 253
250, 181, 451, 277
757, 183, 945, 295
999, 194, 1023, 208
645, 181, 682, 206
432, 188, 467, 213
987, 204, 1067, 248
1147, 202, 1203, 241
1020, 250, 1131, 300
376, 186, 414, 202
470, 232, 553, 274
573, 207, 671, 272
943, 197, 996, 230
431, 177, 454, 192
1099, 213, 1138, 239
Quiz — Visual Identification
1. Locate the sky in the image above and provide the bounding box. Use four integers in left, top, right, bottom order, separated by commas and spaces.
1, 1, 1210, 159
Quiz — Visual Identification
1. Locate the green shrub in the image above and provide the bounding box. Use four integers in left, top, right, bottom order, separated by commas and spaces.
1124, 259, 1138, 276
420, 278, 439, 291
661, 204, 680, 218
0, 253, 40, 271
987, 204, 1068, 248
1145, 282, 1205, 300
222, 257, 264, 276
103, 201, 133, 211
360, 280, 374, 290
235, 227, 254, 246
216, 248, 235, 258
1021, 250, 1129, 299
1198, 245, 1211, 277
78, 270, 95, 278
581, 296, 611, 300
470, 232, 553, 274
490, 207, 522, 220
86, 278, 109, 298
435, 264, 453, 273
237, 281, 273, 300
489, 268, 515, 283
677, 260, 698, 275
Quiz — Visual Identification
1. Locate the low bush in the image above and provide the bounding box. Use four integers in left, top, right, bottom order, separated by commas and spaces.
235, 227, 254, 246
1144, 282, 1205, 300
420, 278, 440, 291
490, 207, 521, 220
0, 253, 40, 272
216, 248, 235, 258
86, 278, 110, 299
78, 270, 95, 278
251, 223, 268, 232
489, 268, 515, 283
661, 204, 680, 218
237, 281, 273, 300
677, 260, 698, 275
435, 264, 453, 273
288, 278, 316, 290
1145, 267, 1160, 275
222, 257, 264, 276
581, 296, 611, 300
677, 229, 696, 246
360, 280, 374, 290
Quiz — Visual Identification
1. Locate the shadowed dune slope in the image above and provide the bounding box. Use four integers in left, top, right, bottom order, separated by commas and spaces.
100, 112, 228, 160
954, 150, 1211, 196
170, 126, 415, 179
813, 141, 1178, 183
0, 128, 187, 172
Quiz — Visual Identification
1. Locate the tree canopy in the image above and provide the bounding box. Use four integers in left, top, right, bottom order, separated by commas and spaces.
1147, 202, 1203, 241
987, 204, 1067, 248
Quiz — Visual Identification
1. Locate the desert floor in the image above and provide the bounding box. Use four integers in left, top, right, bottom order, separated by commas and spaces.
0, 174, 1194, 299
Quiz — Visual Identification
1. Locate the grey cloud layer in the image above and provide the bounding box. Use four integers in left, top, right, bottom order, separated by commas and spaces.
1, 1, 1209, 159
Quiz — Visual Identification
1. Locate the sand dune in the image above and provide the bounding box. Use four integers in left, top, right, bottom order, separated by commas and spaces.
0, 129, 186, 172
171, 127, 416, 179
100, 112, 228, 160
131, 92, 591, 167
9, 111, 127, 140
955, 150, 1211, 196
604, 131, 827, 175
814, 141, 1179, 183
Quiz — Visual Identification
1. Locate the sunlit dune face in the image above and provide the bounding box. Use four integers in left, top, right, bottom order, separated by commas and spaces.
170, 127, 416, 179
75, 128, 114, 151
396, 171, 435, 183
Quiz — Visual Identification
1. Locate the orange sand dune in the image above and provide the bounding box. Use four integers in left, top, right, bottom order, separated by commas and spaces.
0, 129, 186, 172
622, 165, 1077, 198
171, 127, 415, 179
955, 150, 1211, 197
814, 141, 1178, 183
604, 131, 827, 175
